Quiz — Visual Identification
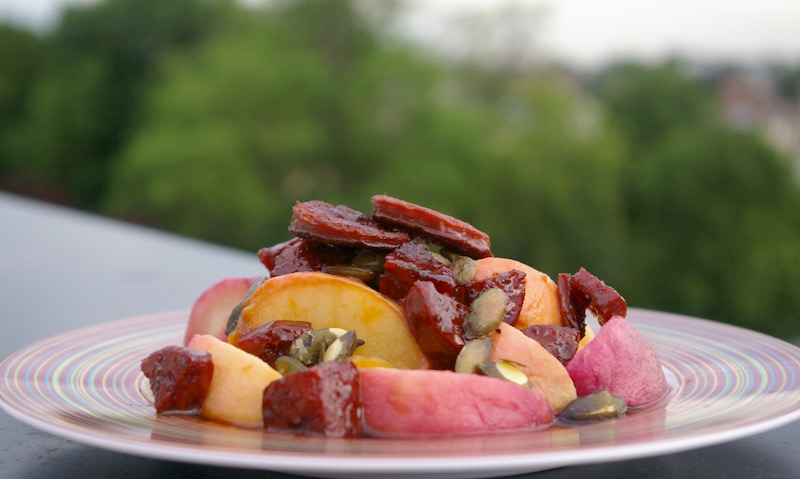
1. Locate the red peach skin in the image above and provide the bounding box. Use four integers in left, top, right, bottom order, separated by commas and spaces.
184, 277, 260, 345
361, 368, 553, 437
566, 315, 669, 407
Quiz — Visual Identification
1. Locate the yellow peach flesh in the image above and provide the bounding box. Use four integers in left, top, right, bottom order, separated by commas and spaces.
490, 322, 577, 413
231, 272, 429, 370
473, 257, 561, 329
188, 334, 282, 427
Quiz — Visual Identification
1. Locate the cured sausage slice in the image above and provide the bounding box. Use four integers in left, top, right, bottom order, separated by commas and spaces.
519, 324, 580, 366
289, 200, 409, 250
370, 195, 492, 259
403, 280, 467, 370
570, 267, 627, 325
262, 360, 363, 437
265, 238, 347, 277
379, 240, 457, 301
557, 267, 627, 337
141, 346, 214, 414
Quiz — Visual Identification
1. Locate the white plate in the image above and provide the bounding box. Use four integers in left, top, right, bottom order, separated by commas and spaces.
2, 308, 799, 478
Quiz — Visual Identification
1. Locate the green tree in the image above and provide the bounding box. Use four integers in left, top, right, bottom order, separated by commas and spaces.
371, 68, 632, 281
106, 0, 447, 249
472, 72, 630, 280
0, 25, 46, 191
5, 0, 232, 208
622, 124, 800, 337
593, 60, 717, 154
106, 0, 631, 280
595, 61, 800, 338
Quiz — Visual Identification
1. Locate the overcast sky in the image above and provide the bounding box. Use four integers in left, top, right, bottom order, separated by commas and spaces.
2, 0, 799, 67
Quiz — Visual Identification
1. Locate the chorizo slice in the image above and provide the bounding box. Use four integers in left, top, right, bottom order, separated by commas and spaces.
379, 240, 457, 301
403, 280, 467, 370
289, 200, 409, 250
370, 195, 492, 259
570, 267, 627, 325
557, 267, 626, 335
268, 238, 347, 277
141, 346, 214, 414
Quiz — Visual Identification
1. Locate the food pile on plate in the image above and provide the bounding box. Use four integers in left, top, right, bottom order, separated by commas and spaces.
141, 195, 669, 437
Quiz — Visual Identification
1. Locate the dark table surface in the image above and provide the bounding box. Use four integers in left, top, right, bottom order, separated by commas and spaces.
1, 191, 798, 479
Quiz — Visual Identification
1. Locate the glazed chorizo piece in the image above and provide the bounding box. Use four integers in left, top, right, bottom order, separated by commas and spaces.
379, 240, 457, 301
236, 320, 313, 367
519, 324, 580, 366
570, 267, 627, 325
558, 272, 586, 334
289, 200, 409, 250
266, 238, 347, 277
403, 280, 467, 370
262, 360, 364, 437
557, 267, 627, 336
141, 346, 214, 414
370, 195, 492, 259
256, 238, 298, 271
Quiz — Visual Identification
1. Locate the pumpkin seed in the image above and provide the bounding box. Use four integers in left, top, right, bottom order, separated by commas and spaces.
454, 338, 493, 374
449, 255, 477, 285
431, 252, 451, 267
323, 264, 376, 283
463, 288, 506, 339
274, 356, 308, 375
290, 328, 361, 366
225, 276, 268, 335
290, 328, 342, 366
351, 250, 385, 274
560, 390, 627, 422
326, 327, 348, 338
322, 330, 361, 362
478, 361, 533, 388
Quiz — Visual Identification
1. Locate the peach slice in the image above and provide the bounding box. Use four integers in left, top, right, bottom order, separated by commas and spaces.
349, 355, 396, 369
231, 272, 429, 370
566, 315, 668, 407
187, 334, 282, 427
490, 322, 577, 413
184, 277, 260, 345
361, 368, 553, 437
473, 258, 561, 329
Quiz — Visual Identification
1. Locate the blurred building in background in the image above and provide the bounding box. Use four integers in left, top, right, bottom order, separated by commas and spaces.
717, 68, 800, 172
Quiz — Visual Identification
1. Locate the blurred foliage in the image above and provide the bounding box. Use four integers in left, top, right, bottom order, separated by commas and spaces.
0, 25, 46, 187
1, 0, 232, 207
1, 0, 799, 340
593, 63, 800, 339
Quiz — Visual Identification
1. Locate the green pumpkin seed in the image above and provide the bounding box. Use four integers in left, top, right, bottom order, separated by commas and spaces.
290, 328, 361, 366
438, 249, 459, 262
323, 330, 363, 361
463, 288, 506, 339
290, 328, 341, 366
225, 276, 268, 335
560, 390, 628, 422
351, 250, 385, 274
454, 338, 493, 374
323, 264, 376, 283
449, 255, 477, 285
274, 356, 308, 375
478, 361, 533, 388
